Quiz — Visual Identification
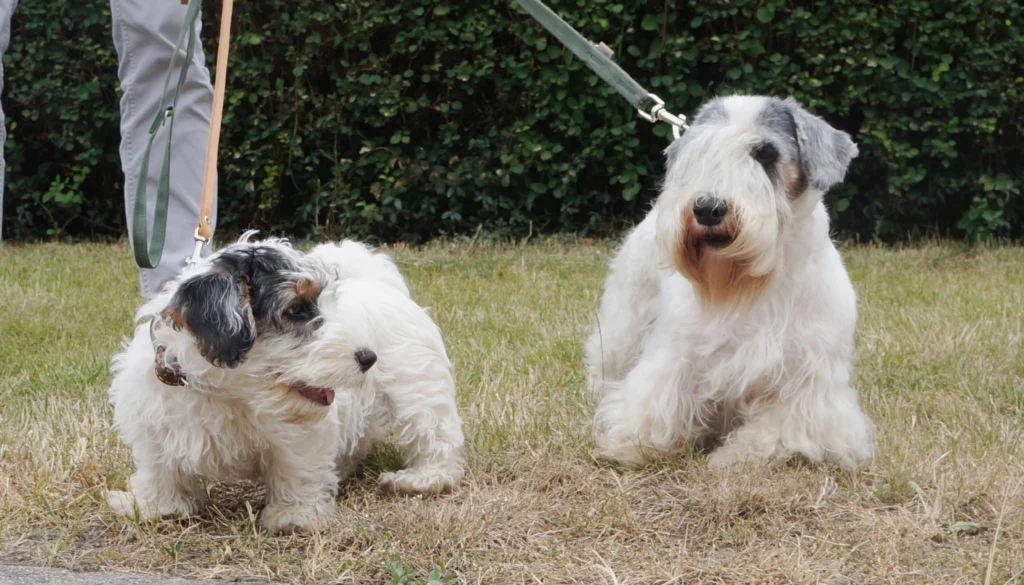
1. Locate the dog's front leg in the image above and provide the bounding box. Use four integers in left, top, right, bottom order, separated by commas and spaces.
377, 381, 465, 495
261, 438, 338, 533
105, 459, 206, 521
592, 346, 697, 467
708, 364, 874, 470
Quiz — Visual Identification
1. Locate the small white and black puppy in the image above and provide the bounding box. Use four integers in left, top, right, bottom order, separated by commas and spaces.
105, 233, 464, 533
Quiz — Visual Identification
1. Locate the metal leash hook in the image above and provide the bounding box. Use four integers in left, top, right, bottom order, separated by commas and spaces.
185, 217, 211, 268
638, 93, 688, 140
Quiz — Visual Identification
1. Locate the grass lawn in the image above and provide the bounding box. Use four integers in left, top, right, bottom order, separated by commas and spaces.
1, 239, 1024, 584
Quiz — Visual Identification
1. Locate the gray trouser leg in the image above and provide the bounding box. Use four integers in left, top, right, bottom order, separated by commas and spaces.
0, 0, 17, 244
111, 0, 217, 299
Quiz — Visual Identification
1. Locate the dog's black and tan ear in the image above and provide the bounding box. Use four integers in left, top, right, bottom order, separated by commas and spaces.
162, 270, 256, 368
783, 98, 859, 192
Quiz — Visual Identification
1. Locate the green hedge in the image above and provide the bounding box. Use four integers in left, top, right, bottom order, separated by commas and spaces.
3, 0, 1022, 242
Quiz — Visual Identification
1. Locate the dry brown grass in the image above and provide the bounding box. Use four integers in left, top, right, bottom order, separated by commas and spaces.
2, 239, 1023, 584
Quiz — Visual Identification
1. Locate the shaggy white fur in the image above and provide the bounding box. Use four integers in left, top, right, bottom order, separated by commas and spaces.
105, 235, 464, 533
585, 95, 874, 470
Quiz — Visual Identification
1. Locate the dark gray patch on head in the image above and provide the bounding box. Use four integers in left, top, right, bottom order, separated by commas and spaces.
757, 98, 800, 147
781, 97, 859, 191
729, 98, 797, 193
753, 98, 805, 194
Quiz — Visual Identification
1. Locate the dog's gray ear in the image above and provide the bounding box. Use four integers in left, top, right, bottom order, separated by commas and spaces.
783, 98, 859, 191
162, 270, 256, 368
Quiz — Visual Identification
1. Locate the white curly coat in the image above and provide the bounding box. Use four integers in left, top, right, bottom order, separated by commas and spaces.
106, 237, 464, 532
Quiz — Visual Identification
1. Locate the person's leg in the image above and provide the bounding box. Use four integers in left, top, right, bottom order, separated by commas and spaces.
0, 0, 17, 244
111, 0, 217, 298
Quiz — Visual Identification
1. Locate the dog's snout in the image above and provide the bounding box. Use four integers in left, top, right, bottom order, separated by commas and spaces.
693, 195, 727, 227
354, 349, 377, 372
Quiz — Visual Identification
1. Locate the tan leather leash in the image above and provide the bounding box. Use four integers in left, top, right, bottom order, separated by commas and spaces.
187, 0, 233, 266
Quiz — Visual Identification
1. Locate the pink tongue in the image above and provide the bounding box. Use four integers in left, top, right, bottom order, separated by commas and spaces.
296, 385, 335, 406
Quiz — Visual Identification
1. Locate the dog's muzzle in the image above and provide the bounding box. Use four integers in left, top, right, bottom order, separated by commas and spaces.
690, 194, 734, 249
693, 195, 727, 227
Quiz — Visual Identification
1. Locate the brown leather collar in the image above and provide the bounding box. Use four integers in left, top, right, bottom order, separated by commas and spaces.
150, 319, 188, 387
154, 345, 188, 387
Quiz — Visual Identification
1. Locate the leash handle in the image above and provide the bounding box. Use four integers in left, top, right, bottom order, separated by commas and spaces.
191, 0, 233, 263
513, 0, 687, 137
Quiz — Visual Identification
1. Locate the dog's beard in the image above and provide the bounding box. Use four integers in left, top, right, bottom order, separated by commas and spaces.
657, 202, 781, 311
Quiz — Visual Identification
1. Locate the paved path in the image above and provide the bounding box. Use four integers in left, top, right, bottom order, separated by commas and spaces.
0, 565, 271, 585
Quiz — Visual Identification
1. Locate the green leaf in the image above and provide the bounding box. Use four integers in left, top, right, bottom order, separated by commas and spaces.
641, 14, 660, 31
622, 182, 641, 201
755, 6, 775, 23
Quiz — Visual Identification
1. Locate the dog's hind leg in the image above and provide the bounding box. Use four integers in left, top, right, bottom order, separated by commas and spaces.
377, 376, 465, 495
335, 417, 387, 483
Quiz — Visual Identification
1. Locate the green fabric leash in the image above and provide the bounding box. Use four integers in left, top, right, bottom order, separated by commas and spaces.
513, 0, 687, 137
131, 0, 202, 269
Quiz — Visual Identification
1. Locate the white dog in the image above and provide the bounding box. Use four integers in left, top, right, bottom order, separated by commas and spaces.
585, 95, 873, 470
105, 234, 464, 533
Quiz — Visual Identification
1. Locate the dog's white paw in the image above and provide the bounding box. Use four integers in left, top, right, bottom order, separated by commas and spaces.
261, 503, 333, 533
592, 442, 649, 469
104, 489, 195, 520
105, 489, 148, 519
707, 447, 745, 469
708, 442, 787, 469
378, 468, 456, 495
592, 426, 654, 469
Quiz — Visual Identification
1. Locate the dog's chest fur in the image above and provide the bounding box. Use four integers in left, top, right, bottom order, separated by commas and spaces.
159, 390, 268, 481
661, 241, 855, 406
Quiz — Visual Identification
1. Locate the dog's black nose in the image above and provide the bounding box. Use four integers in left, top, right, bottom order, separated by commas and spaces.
693, 195, 727, 227
354, 349, 377, 372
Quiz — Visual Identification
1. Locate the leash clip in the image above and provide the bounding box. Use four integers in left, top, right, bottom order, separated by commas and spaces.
185, 226, 209, 268
638, 93, 688, 139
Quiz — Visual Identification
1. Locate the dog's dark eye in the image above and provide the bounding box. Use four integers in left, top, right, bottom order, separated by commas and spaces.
284, 301, 314, 321
752, 143, 779, 167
